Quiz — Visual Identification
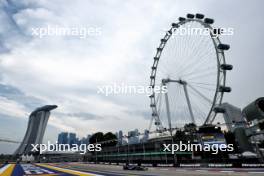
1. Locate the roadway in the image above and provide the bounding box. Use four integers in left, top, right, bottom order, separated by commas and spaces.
1, 162, 264, 175
52, 163, 264, 176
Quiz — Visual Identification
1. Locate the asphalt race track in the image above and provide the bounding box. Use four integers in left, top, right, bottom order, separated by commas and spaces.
1, 163, 264, 176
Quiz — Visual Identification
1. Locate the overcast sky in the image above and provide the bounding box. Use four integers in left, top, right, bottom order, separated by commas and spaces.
0, 0, 263, 154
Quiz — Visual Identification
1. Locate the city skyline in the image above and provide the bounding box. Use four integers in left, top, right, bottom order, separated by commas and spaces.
0, 0, 264, 154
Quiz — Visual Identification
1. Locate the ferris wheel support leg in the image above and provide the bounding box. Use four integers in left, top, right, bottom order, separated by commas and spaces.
183, 84, 196, 124
148, 115, 154, 131
157, 90, 164, 130
164, 91, 177, 166
164, 92, 173, 136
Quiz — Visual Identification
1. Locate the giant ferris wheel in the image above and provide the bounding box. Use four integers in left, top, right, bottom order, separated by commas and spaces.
149, 13, 233, 132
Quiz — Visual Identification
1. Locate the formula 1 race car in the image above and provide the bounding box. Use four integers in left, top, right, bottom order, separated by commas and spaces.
123, 164, 148, 171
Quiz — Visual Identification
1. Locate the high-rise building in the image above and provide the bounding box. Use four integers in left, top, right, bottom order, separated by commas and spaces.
86, 134, 91, 144
117, 130, 123, 146
79, 137, 87, 145
69, 133, 77, 147
79, 135, 91, 145
58, 132, 69, 144
58, 132, 91, 147
141, 129, 149, 143
128, 129, 140, 144
14, 105, 57, 155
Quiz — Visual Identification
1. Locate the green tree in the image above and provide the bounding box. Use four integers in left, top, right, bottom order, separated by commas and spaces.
184, 123, 197, 133
102, 132, 117, 146
89, 132, 104, 144
174, 130, 187, 143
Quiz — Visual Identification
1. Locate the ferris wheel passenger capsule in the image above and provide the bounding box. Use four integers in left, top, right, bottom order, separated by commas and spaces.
219, 86, 231, 93
161, 39, 167, 43
204, 18, 214, 24
195, 13, 204, 19
172, 23, 179, 28
178, 17, 186, 22
150, 104, 156, 107
157, 47, 163, 51
220, 64, 233, 70
187, 13, 195, 19
218, 44, 230, 50
155, 122, 161, 125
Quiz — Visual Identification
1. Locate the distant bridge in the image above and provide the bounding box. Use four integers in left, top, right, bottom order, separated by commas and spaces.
0, 138, 20, 144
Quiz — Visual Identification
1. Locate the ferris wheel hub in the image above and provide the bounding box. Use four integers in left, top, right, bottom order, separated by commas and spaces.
162, 78, 187, 85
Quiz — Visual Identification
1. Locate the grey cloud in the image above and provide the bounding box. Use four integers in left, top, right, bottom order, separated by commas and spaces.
0, 41, 9, 54
55, 112, 105, 120
0, 83, 44, 109
124, 109, 150, 120
0, 0, 33, 55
